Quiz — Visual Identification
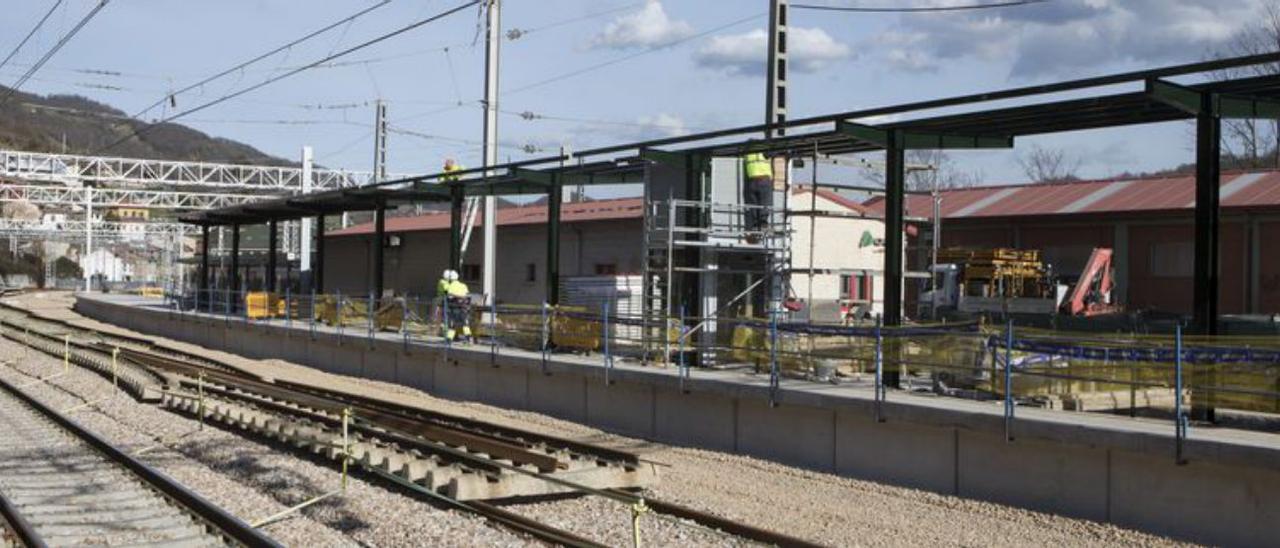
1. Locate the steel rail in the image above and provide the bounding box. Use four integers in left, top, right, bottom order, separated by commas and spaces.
0, 374, 281, 548
3, 302, 828, 548
0, 486, 47, 548
123, 347, 568, 472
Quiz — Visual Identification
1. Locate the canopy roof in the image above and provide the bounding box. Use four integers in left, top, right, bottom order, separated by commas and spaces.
183, 53, 1280, 227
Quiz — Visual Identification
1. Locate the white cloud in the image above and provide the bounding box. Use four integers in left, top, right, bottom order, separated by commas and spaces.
590, 1, 694, 50
872, 0, 1262, 78
695, 27, 852, 76
636, 113, 688, 137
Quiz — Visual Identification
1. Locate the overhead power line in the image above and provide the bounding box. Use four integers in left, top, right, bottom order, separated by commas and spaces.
791, 0, 1047, 13
0, 0, 111, 109
131, 0, 392, 119
0, 0, 65, 73
505, 12, 765, 95
505, 1, 643, 41
95, 0, 481, 155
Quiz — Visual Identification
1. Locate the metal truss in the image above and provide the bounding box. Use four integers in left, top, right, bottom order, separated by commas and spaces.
0, 218, 197, 240
0, 184, 269, 210
0, 148, 406, 191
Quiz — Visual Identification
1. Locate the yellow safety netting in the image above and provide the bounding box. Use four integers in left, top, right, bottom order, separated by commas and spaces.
989, 326, 1280, 413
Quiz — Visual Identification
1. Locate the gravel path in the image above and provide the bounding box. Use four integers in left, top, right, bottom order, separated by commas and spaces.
3, 292, 1196, 546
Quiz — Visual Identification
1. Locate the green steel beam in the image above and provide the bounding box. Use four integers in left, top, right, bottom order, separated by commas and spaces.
835, 120, 1013, 149
639, 148, 688, 166
510, 167, 554, 185
1147, 78, 1280, 118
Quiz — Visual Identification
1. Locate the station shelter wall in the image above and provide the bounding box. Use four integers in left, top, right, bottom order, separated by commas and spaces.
323, 218, 643, 304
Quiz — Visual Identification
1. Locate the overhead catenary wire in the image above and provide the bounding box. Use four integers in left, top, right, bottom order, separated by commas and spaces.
505, 1, 643, 41
504, 12, 765, 95
130, 0, 392, 119
0, 0, 66, 73
94, 0, 481, 155
0, 0, 112, 109
791, 0, 1047, 12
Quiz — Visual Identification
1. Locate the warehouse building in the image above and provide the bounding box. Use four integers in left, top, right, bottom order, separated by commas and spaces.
863, 169, 1280, 316
323, 187, 891, 315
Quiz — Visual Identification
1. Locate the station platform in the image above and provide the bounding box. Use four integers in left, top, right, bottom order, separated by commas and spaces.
73, 293, 1280, 545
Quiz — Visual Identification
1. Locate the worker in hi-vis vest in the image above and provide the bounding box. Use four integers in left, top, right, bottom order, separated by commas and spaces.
742, 152, 773, 243
437, 269, 472, 341
442, 158, 464, 182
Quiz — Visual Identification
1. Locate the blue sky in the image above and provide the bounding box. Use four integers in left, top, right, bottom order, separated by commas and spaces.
0, 0, 1267, 185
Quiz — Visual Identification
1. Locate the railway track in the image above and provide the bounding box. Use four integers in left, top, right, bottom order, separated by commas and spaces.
0, 375, 278, 547
0, 299, 825, 547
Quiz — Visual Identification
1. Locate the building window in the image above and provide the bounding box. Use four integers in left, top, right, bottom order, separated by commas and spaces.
461, 263, 481, 282
843, 273, 873, 302
595, 263, 617, 275
525, 263, 537, 282
1150, 241, 1193, 278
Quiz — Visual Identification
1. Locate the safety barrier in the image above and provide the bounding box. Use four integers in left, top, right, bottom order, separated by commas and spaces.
163, 289, 1280, 460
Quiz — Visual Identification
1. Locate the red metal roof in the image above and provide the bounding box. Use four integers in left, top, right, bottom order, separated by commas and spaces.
861, 170, 1280, 219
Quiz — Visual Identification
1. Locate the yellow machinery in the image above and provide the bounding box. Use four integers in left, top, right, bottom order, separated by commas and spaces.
935, 248, 1049, 299
244, 292, 285, 319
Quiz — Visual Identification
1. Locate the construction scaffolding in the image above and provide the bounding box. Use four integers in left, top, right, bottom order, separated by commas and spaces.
639, 153, 791, 366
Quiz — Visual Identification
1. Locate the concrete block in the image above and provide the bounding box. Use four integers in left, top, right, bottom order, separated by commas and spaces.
957, 429, 1108, 521
434, 355, 478, 400
835, 411, 956, 494
308, 340, 360, 375
363, 349, 397, 383
280, 336, 310, 365
653, 389, 735, 452
586, 381, 654, 438
475, 364, 529, 411
1109, 450, 1280, 546
528, 371, 586, 423
737, 399, 835, 472
396, 351, 435, 392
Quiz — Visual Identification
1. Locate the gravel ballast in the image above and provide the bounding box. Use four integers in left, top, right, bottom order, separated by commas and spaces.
2, 292, 1195, 546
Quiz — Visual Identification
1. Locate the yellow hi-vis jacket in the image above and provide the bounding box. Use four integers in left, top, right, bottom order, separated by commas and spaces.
437, 278, 451, 298
446, 280, 469, 298
744, 153, 772, 179
442, 162, 465, 182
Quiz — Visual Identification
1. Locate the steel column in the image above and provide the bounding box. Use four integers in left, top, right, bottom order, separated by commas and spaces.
883, 129, 906, 326
267, 219, 278, 293
449, 185, 464, 270
1191, 94, 1221, 422
1192, 97, 1221, 336
200, 225, 210, 300
546, 174, 562, 305
883, 130, 906, 390
314, 215, 325, 293
373, 199, 386, 305
230, 224, 241, 309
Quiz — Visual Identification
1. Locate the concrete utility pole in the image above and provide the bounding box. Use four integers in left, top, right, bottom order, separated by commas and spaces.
482, 0, 501, 308
765, 0, 788, 138
300, 146, 314, 281
373, 100, 388, 182
83, 184, 93, 291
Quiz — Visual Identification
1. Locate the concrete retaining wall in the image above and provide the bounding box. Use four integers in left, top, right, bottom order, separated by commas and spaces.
76, 295, 1280, 546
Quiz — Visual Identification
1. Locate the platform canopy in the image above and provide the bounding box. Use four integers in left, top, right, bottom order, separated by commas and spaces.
183, 52, 1280, 228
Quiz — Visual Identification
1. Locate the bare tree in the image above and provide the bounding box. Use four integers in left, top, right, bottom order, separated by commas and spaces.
1211, 3, 1280, 169
1018, 144, 1081, 183
857, 149, 983, 191
904, 149, 982, 191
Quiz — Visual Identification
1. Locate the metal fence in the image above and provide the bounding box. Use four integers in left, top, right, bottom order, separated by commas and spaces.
163, 289, 1280, 463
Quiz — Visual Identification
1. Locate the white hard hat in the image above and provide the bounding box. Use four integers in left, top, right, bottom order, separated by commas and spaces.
445, 269, 459, 281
